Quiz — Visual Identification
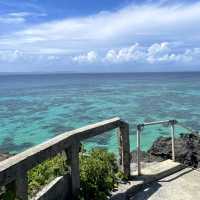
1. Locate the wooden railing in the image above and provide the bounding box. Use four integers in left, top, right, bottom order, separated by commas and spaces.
0, 117, 130, 200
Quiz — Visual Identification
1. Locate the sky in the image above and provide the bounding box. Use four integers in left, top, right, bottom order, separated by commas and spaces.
0, 0, 200, 72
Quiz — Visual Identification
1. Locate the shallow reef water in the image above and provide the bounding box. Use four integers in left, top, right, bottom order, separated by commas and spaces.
0, 72, 200, 154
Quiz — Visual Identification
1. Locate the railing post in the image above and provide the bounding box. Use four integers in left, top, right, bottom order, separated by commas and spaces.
170, 120, 176, 161
118, 121, 130, 178
66, 142, 80, 199
5, 172, 28, 200
137, 124, 142, 176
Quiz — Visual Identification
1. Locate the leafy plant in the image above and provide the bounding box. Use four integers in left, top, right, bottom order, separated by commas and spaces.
79, 148, 119, 200
3, 148, 125, 200
28, 154, 68, 197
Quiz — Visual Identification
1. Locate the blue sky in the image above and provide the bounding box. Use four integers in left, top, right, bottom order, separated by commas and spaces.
0, 0, 200, 72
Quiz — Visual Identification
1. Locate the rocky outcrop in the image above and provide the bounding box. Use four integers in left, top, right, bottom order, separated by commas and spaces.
130, 132, 200, 168
148, 132, 200, 168
130, 149, 164, 163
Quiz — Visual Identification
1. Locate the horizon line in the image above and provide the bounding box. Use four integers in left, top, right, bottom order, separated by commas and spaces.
1, 71, 200, 75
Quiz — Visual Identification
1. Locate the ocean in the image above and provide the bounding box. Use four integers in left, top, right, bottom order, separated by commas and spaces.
0, 72, 200, 154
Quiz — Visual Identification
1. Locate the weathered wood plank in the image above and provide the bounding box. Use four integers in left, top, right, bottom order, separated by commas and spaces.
0, 117, 120, 186
118, 121, 130, 178
5, 172, 28, 200
33, 174, 71, 200
15, 172, 28, 200
66, 143, 80, 198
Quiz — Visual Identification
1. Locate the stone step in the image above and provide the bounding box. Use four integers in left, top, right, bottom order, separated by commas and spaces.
131, 167, 200, 200
111, 160, 185, 200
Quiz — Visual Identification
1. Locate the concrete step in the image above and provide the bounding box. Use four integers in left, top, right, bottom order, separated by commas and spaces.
111, 160, 185, 200
131, 167, 200, 200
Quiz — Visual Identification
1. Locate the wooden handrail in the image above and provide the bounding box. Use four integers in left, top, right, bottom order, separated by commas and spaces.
0, 117, 130, 199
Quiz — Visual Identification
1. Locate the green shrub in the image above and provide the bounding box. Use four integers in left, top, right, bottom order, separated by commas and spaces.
79, 149, 118, 200
3, 148, 124, 200
28, 154, 68, 197
28, 149, 120, 199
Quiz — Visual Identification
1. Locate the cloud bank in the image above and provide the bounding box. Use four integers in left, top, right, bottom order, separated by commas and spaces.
72, 42, 200, 66
73, 51, 98, 63
0, 1, 200, 71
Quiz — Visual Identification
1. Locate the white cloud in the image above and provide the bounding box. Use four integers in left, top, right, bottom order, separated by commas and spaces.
147, 42, 170, 63
1, 2, 200, 52
146, 44, 200, 64
104, 43, 145, 63
1, 42, 199, 67
0, 12, 46, 24
73, 51, 98, 63
0, 14, 26, 24
74, 42, 200, 65
47, 55, 60, 61
1, 2, 200, 70
0, 50, 23, 62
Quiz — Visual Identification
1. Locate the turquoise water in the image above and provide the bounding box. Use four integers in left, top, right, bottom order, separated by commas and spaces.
0, 72, 200, 154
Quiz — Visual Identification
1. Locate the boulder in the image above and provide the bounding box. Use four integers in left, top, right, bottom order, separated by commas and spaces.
148, 132, 200, 168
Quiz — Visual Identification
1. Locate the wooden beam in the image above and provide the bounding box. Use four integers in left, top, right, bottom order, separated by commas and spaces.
118, 121, 130, 178
0, 117, 121, 186
66, 142, 80, 198
5, 172, 28, 200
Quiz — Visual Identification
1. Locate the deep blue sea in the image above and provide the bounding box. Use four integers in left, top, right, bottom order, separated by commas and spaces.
0, 72, 200, 154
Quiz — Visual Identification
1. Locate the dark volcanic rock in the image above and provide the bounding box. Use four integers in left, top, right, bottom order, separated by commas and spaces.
131, 150, 164, 163
148, 132, 200, 168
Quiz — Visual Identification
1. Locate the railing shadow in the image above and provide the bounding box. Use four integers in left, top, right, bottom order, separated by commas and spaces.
130, 182, 162, 200
129, 167, 194, 200
128, 165, 196, 200
159, 167, 194, 182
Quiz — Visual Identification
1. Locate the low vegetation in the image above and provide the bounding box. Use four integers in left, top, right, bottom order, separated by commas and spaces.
28, 154, 68, 197
3, 148, 126, 200
80, 149, 119, 199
